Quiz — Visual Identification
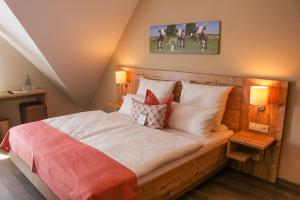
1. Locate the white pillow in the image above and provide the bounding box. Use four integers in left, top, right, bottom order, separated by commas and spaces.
136, 77, 176, 99
169, 102, 218, 136
119, 94, 145, 115
180, 81, 233, 131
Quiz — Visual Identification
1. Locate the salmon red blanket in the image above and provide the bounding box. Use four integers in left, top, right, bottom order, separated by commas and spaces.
0, 121, 138, 200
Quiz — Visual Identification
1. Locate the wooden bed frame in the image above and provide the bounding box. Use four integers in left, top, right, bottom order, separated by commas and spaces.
9, 67, 288, 199
9, 144, 227, 200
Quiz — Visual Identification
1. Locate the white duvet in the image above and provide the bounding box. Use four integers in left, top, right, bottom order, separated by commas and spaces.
44, 110, 204, 178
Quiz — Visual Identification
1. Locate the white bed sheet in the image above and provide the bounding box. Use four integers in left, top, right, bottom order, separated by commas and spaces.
138, 128, 233, 185
44, 111, 232, 181
44, 111, 204, 178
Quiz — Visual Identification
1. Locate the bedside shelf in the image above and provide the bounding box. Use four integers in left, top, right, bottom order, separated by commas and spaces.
227, 151, 252, 162
227, 131, 276, 163
229, 131, 276, 150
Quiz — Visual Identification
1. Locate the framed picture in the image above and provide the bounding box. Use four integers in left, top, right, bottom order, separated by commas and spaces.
149, 21, 221, 54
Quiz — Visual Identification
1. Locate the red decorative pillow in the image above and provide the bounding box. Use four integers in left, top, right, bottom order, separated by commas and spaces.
144, 89, 173, 128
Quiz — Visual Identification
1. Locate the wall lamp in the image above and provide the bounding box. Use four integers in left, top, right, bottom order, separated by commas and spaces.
115, 70, 128, 99
250, 86, 269, 112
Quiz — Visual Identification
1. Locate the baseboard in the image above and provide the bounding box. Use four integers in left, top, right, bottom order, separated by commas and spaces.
277, 178, 300, 191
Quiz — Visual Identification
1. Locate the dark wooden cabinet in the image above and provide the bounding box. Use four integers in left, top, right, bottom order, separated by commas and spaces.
19, 102, 48, 123
0, 89, 48, 124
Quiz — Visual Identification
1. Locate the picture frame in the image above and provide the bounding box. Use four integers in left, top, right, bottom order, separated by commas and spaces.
149, 21, 221, 54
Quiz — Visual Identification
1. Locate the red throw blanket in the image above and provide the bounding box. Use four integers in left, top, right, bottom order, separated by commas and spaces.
1, 121, 138, 200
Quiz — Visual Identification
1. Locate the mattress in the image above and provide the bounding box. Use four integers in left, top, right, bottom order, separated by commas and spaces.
103, 112, 233, 184
43, 111, 205, 178
44, 110, 233, 183
138, 128, 233, 185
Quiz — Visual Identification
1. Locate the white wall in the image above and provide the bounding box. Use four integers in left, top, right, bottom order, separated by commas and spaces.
92, 0, 300, 184
0, 35, 84, 126
5, 0, 139, 106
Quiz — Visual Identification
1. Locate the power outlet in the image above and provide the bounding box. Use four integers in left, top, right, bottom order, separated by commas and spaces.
249, 122, 269, 133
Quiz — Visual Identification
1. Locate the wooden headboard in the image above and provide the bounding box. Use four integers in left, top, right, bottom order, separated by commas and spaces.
118, 66, 288, 183
120, 67, 288, 140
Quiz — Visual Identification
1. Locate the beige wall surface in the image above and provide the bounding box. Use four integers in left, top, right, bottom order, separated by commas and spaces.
0, 35, 84, 126
5, 0, 139, 106
91, 0, 300, 184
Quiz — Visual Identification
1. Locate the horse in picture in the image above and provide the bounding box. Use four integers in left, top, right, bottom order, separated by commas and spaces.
196, 26, 208, 52
157, 28, 166, 51
176, 28, 186, 48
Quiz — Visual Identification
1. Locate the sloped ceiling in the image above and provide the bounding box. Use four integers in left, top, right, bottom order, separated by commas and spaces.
0, 1, 67, 94
3, 0, 139, 106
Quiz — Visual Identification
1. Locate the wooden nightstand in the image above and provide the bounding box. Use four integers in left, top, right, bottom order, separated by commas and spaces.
104, 100, 123, 111
227, 131, 276, 163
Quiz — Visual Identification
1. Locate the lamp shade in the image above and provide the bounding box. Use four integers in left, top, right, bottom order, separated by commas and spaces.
115, 71, 127, 84
250, 86, 269, 106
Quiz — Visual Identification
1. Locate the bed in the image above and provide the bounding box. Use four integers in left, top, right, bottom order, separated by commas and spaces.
8, 111, 232, 200
3, 67, 288, 199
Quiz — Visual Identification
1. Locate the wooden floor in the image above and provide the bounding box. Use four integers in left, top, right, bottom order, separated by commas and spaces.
0, 152, 45, 200
1, 150, 300, 200
179, 170, 300, 200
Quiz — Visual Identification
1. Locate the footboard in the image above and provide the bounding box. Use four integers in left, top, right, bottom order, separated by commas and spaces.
137, 143, 228, 200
